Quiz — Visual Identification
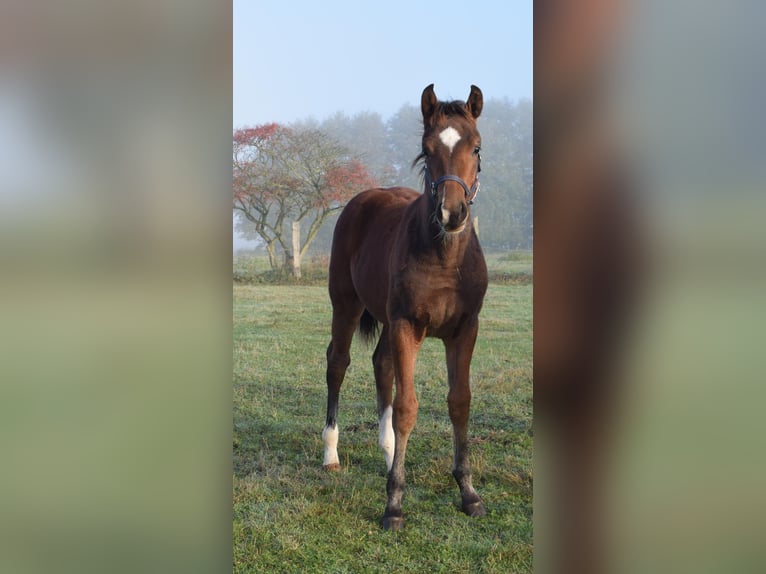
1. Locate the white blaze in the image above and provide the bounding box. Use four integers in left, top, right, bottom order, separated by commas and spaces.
378, 406, 395, 472
322, 424, 339, 467
439, 126, 461, 154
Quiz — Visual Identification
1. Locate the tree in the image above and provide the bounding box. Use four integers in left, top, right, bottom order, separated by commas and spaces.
233, 123, 376, 277
319, 111, 398, 187
385, 104, 424, 191
474, 98, 533, 249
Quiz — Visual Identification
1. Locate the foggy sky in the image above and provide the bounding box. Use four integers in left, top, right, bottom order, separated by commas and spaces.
234, 0, 533, 127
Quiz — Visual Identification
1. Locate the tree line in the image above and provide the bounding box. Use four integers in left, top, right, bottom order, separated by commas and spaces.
234, 98, 531, 276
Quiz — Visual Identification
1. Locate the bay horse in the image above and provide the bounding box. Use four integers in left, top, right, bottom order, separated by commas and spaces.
322, 84, 488, 530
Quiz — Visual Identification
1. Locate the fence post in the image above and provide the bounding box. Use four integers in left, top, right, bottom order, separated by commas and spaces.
291, 221, 301, 279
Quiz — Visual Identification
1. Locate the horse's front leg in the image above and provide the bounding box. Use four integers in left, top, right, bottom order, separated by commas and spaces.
380, 318, 424, 531
445, 317, 486, 517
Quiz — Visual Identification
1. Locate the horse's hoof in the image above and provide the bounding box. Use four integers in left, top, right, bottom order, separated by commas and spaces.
462, 500, 486, 517
323, 463, 341, 472
380, 515, 404, 531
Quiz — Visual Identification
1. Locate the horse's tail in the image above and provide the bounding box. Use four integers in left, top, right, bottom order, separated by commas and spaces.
358, 309, 380, 347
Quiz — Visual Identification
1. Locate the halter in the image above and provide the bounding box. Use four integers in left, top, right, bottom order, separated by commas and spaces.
423, 152, 482, 205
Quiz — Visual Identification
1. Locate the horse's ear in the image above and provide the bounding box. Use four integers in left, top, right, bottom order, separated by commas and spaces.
466, 85, 483, 119
421, 84, 437, 124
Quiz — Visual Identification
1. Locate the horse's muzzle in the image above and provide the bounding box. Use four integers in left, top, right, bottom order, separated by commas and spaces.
441, 200, 468, 233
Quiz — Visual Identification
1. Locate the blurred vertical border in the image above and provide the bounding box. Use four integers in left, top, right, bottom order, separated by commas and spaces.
534, 1, 766, 573
0, 2, 232, 573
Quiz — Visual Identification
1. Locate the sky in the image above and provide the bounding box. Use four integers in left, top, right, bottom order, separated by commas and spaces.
234, 0, 532, 127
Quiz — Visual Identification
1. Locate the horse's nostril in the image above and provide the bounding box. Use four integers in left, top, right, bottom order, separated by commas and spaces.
444, 204, 468, 231
452, 202, 467, 224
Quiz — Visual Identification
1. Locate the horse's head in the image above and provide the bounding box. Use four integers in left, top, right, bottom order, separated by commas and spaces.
418, 84, 483, 234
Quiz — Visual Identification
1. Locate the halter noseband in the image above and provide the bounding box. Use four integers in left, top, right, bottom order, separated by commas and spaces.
423, 152, 482, 205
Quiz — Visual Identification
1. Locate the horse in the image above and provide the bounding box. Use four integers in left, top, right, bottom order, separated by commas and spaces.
321, 84, 488, 530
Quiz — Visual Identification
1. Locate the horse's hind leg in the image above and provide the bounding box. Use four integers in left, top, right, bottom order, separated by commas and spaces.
373, 324, 395, 472
323, 299, 363, 470
444, 319, 486, 517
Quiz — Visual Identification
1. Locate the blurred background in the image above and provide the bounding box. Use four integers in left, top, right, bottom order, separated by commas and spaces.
0, 2, 232, 573
534, 1, 766, 573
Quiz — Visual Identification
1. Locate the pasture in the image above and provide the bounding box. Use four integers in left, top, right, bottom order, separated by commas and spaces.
233, 254, 532, 573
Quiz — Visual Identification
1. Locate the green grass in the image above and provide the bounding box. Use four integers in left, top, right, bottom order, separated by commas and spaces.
233, 280, 532, 573
484, 251, 533, 285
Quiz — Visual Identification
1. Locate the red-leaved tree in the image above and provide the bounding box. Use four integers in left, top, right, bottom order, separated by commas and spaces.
233, 123, 376, 276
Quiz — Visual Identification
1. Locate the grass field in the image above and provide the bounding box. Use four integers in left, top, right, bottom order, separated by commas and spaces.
233, 255, 532, 573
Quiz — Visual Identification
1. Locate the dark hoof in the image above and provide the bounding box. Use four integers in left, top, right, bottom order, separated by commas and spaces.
380, 515, 404, 531
462, 500, 486, 517
323, 463, 341, 472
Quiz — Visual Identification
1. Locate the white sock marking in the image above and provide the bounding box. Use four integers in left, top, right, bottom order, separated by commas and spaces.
379, 406, 395, 472
322, 424, 339, 467
439, 126, 461, 154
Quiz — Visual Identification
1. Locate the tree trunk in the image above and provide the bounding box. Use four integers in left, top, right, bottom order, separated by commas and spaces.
266, 240, 278, 271
291, 220, 302, 279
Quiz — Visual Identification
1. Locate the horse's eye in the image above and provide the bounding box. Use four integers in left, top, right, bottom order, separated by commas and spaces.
473, 146, 481, 155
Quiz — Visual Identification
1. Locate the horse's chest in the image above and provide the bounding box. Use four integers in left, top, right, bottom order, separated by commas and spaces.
420, 291, 465, 335
395, 274, 481, 336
